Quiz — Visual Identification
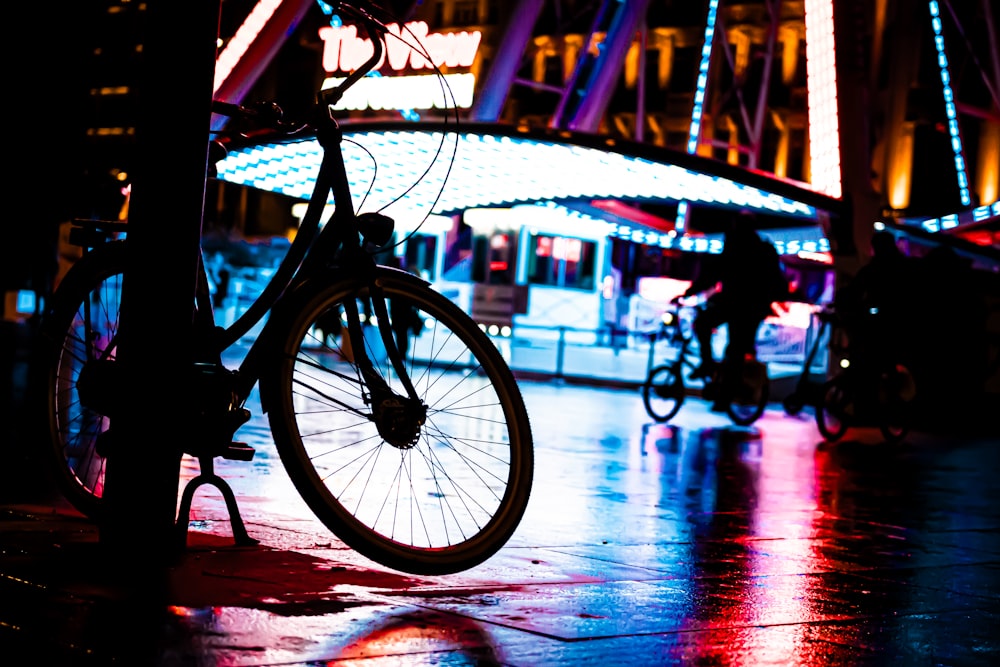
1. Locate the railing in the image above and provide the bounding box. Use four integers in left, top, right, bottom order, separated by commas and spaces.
217, 274, 828, 389
491, 318, 827, 387
497, 324, 656, 386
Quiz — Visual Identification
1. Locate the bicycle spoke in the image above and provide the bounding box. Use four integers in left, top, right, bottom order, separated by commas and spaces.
268, 271, 532, 574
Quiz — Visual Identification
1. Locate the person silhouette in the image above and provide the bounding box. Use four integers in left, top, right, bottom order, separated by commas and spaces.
835, 230, 916, 371
683, 219, 787, 380
911, 244, 986, 419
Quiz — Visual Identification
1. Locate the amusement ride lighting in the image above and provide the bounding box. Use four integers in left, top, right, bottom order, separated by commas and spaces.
675, 0, 721, 234
214, 0, 283, 94
912, 200, 1000, 233
512, 202, 829, 257
928, 1, 972, 207
686, 0, 719, 157
214, 131, 819, 227
804, 0, 843, 199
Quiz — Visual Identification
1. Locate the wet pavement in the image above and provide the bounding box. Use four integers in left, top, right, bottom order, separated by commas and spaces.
2, 375, 999, 665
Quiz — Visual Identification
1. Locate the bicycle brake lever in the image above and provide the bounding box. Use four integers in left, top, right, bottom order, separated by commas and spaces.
247, 101, 285, 125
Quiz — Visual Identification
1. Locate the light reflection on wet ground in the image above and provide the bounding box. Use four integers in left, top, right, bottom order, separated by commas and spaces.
2, 379, 998, 665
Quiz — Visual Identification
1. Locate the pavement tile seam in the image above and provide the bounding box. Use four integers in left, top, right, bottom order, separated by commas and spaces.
4, 376, 1000, 663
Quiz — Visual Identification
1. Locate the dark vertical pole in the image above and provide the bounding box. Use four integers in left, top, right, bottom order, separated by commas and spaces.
826, 0, 879, 377
832, 0, 880, 269
100, 0, 222, 560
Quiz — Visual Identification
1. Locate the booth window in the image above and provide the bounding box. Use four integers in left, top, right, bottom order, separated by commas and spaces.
526, 234, 596, 290
404, 234, 437, 281
472, 232, 516, 285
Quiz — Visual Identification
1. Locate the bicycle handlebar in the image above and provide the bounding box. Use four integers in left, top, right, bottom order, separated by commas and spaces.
211, 100, 298, 131
213, 2, 391, 133
317, 4, 386, 109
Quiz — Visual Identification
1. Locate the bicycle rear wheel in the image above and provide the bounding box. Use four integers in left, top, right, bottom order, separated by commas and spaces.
33, 241, 127, 519
641, 364, 685, 422
726, 374, 769, 426
263, 269, 534, 575
878, 365, 914, 443
816, 377, 850, 442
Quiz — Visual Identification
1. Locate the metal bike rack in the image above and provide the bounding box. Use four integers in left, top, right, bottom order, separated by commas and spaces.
175, 451, 259, 548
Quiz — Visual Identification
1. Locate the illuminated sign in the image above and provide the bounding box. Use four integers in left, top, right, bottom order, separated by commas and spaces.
318, 21, 482, 113
318, 22, 481, 73
322, 73, 475, 110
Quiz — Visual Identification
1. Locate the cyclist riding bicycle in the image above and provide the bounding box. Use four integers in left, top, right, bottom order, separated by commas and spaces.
833, 230, 917, 373
682, 217, 788, 382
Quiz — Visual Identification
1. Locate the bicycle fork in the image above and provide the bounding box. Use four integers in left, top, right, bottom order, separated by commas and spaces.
340, 276, 427, 450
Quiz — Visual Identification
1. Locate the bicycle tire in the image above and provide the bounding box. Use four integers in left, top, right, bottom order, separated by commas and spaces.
641, 364, 685, 423
263, 268, 534, 575
32, 241, 127, 519
816, 377, 850, 442
782, 392, 804, 416
878, 366, 913, 444
726, 375, 769, 426
879, 417, 908, 444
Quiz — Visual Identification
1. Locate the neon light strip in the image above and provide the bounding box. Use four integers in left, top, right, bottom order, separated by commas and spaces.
909, 200, 999, 232
676, 0, 720, 233
215, 131, 819, 223
686, 0, 719, 156
529, 202, 829, 256
803, 0, 842, 199
928, 1, 971, 206
214, 0, 283, 94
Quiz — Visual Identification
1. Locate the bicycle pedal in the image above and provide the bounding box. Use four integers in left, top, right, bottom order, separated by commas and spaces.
222, 442, 255, 461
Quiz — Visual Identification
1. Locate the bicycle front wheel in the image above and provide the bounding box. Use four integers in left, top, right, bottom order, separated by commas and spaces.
32, 241, 127, 519
641, 364, 685, 422
263, 269, 534, 575
816, 377, 850, 442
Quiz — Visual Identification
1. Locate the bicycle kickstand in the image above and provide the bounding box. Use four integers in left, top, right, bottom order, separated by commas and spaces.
175, 454, 259, 548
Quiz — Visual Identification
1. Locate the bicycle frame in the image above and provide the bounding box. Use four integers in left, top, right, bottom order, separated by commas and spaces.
656, 305, 699, 371
41, 2, 535, 573
193, 8, 419, 413
643, 301, 770, 426
59, 6, 427, 446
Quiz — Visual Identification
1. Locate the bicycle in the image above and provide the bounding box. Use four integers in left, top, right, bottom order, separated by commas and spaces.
31, 1, 533, 576
781, 303, 837, 416
641, 301, 770, 426
814, 311, 916, 444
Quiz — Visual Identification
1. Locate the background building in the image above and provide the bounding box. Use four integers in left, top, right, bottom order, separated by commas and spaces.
4, 1, 997, 410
